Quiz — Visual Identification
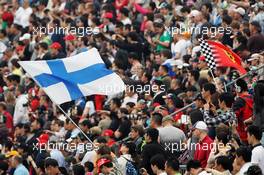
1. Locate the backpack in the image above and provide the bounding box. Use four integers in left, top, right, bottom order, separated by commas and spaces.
124, 157, 138, 175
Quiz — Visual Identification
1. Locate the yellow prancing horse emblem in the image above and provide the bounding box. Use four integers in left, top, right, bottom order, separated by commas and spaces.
224, 50, 236, 63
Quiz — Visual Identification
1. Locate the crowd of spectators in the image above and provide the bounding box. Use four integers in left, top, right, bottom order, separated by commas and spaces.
0, 0, 264, 175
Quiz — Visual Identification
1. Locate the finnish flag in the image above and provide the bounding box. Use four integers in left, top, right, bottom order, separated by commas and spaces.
19, 48, 125, 104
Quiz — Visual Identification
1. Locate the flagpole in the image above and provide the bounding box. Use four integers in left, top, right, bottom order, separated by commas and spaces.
225, 64, 264, 87
168, 102, 195, 117
33, 85, 96, 149
209, 69, 221, 91
56, 104, 95, 148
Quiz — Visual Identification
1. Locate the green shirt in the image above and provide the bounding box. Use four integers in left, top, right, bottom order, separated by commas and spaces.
156, 31, 171, 51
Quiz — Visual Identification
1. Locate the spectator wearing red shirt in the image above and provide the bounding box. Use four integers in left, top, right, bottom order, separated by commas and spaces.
233, 79, 253, 143
192, 121, 213, 168
0, 102, 13, 136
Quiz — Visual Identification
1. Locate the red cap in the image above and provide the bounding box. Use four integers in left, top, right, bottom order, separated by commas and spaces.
199, 56, 206, 61
102, 129, 114, 137
37, 133, 49, 146
97, 158, 111, 172
102, 12, 113, 19
64, 34, 76, 41
50, 42, 62, 49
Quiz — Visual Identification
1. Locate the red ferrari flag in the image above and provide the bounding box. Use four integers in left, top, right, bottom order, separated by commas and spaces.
207, 40, 247, 74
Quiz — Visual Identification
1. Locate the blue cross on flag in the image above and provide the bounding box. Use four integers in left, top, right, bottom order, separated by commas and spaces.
19, 48, 125, 104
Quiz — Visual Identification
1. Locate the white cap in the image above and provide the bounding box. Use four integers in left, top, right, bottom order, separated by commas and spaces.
248, 53, 263, 61
19, 33, 31, 41
234, 7, 245, 16
189, 10, 201, 17
193, 121, 208, 131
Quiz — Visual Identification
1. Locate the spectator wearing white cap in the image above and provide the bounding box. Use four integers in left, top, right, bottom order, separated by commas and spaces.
248, 53, 261, 70
233, 7, 246, 21
192, 121, 213, 168
189, 10, 203, 42
18, 33, 34, 61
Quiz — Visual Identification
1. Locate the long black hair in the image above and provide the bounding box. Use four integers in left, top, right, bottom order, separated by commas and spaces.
122, 141, 140, 166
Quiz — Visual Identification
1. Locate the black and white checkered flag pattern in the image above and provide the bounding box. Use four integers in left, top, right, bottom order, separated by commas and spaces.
199, 38, 217, 70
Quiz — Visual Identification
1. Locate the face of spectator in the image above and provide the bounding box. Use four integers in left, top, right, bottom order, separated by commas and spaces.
50, 48, 58, 56
233, 13, 242, 20
201, 5, 209, 15
10, 157, 18, 168
160, 7, 168, 15
251, 59, 258, 66
15, 126, 24, 136
110, 101, 117, 111
79, 123, 88, 132
114, 27, 123, 35
23, 0, 30, 8
31, 120, 40, 131
202, 88, 210, 100
130, 129, 139, 139
198, 60, 206, 69
51, 121, 59, 132
120, 144, 129, 154
234, 155, 243, 167
158, 66, 165, 76
247, 132, 253, 145
67, 122, 75, 130
144, 133, 151, 143
218, 99, 225, 110
154, 26, 163, 34
195, 99, 204, 109
103, 18, 110, 25
186, 90, 194, 98
45, 166, 58, 175
101, 164, 113, 174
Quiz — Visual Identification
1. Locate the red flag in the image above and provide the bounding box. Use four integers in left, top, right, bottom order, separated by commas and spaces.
207, 40, 247, 74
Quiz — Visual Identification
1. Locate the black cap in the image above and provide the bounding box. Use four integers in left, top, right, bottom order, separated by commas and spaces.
250, 21, 262, 33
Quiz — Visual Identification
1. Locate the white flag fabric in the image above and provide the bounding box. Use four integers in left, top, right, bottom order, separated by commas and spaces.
19, 48, 125, 104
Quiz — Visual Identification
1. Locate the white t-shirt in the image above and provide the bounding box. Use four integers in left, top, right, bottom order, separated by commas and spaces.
238, 162, 252, 175
13, 94, 29, 126
251, 144, 264, 174
117, 154, 132, 175
84, 101, 96, 116
14, 7, 33, 28
171, 39, 191, 59
81, 150, 97, 165
50, 149, 66, 168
